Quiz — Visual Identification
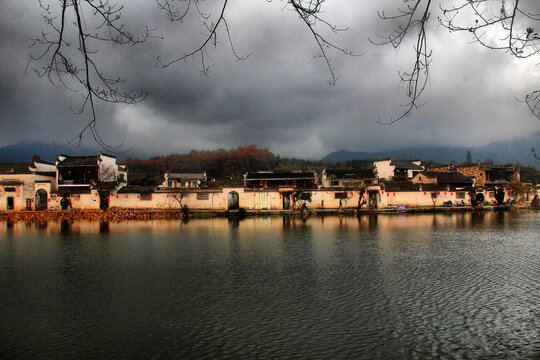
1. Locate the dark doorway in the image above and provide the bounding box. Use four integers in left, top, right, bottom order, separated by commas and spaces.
475, 193, 485, 204
35, 189, 48, 210
282, 193, 291, 210
228, 191, 239, 210
7, 197, 14, 210
368, 191, 378, 209
100, 193, 109, 210
60, 197, 70, 210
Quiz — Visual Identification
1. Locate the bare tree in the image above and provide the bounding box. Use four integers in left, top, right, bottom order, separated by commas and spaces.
374, 0, 540, 123
31, 0, 357, 150
371, 0, 433, 124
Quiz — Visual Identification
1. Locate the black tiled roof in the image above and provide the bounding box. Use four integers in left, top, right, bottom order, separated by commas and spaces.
383, 181, 419, 192
117, 186, 156, 194
418, 184, 465, 192
325, 168, 376, 179
383, 181, 451, 192
421, 171, 473, 184
0, 163, 32, 174
245, 171, 316, 180
166, 173, 206, 181
205, 179, 244, 188
57, 156, 99, 167
521, 174, 540, 185
0, 180, 24, 185
391, 161, 424, 170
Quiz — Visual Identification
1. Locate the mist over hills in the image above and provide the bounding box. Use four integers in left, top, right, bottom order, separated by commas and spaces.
1, 131, 540, 168
0, 141, 145, 163
322, 132, 540, 167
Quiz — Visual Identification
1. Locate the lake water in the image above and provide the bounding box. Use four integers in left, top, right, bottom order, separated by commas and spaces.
1, 211, 539, 359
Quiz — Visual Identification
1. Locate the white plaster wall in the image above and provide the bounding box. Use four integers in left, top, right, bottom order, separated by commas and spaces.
108, 189, 246, 211
69, 192, 101, 210
0, 174, 35, 211
378, 190, 471, 208
373, 160, 394, 179
309, 190, 365, 209
99, 154, 118, 183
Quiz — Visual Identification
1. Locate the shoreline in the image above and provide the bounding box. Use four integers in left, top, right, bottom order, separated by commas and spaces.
0, 206, 532, 223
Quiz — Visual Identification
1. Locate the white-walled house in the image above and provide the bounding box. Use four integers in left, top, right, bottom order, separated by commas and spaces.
0, 161, 56, 211
55, 154, 127, 209
161, 172, 207, 188
373, 159, 424, 179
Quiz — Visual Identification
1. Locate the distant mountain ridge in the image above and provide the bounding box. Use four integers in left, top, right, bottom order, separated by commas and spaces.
0, 141, 63, 163
322, 132, 540, 167
1, 132, 540, 168
0, 141, 143, 163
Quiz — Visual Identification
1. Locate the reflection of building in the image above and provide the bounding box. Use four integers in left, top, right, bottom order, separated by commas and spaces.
161, 172, 207, 188
373, 159, 424, 179
0, 161, 56, 211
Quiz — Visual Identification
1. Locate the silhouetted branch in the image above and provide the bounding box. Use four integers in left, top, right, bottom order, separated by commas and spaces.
523, 90, 540, 119
375, 0, 540, 123
31, 0, 151, 151
154, 0, 358, 82
34, 0, 357, 150
371, 0, 433, 124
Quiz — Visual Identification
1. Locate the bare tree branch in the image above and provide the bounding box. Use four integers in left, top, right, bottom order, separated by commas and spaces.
374, 0, 539, 123
33, 0, 358, 151
371, 0, 433, 124
31, 0, 152, 151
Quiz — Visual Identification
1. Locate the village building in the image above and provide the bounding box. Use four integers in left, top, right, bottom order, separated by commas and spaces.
55, 154, 127, 210
321, 168, 378, 188
161, 172, 207, 188
428, 164, 452, 172
1, 151, 535, 212
242, 171, 318, 210
373, 159, 424, 179
0, 161, 56, 211
456, 164, 519, 188
411, 171, 474, 190
379, 180, 473, 208
521, 173, 540, 199
244, 171, 318, 189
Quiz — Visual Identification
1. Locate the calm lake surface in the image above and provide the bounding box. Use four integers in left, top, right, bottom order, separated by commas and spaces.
1, 211, 539, 359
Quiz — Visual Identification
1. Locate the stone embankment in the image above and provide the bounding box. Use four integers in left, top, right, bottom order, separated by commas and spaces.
0, 209, 185, 223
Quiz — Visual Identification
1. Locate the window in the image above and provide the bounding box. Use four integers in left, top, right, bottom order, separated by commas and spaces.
4, 187, 16, 192
456, 192, 466, 199
431, 193, 437, 199
140, 194, 152, 201
197, 193, 209, 200
332, 180, 340, 186
334, 192, 347, 199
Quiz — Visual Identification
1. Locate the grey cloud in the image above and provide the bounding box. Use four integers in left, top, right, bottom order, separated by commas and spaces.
0, 0, 539, 159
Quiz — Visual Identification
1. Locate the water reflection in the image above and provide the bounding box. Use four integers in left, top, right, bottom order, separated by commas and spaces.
0, 210, 537, 236
60, 219, 71, 236
99, 221, 110, 234
0, 211, 538, 359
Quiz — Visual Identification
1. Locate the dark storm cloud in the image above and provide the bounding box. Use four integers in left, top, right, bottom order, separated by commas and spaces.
1, 0, 539, 158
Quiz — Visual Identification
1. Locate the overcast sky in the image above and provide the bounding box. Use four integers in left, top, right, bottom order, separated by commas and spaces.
1, 0, 539, 159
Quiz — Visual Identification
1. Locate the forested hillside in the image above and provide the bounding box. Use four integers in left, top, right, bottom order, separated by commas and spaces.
123, 145, 364, 186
